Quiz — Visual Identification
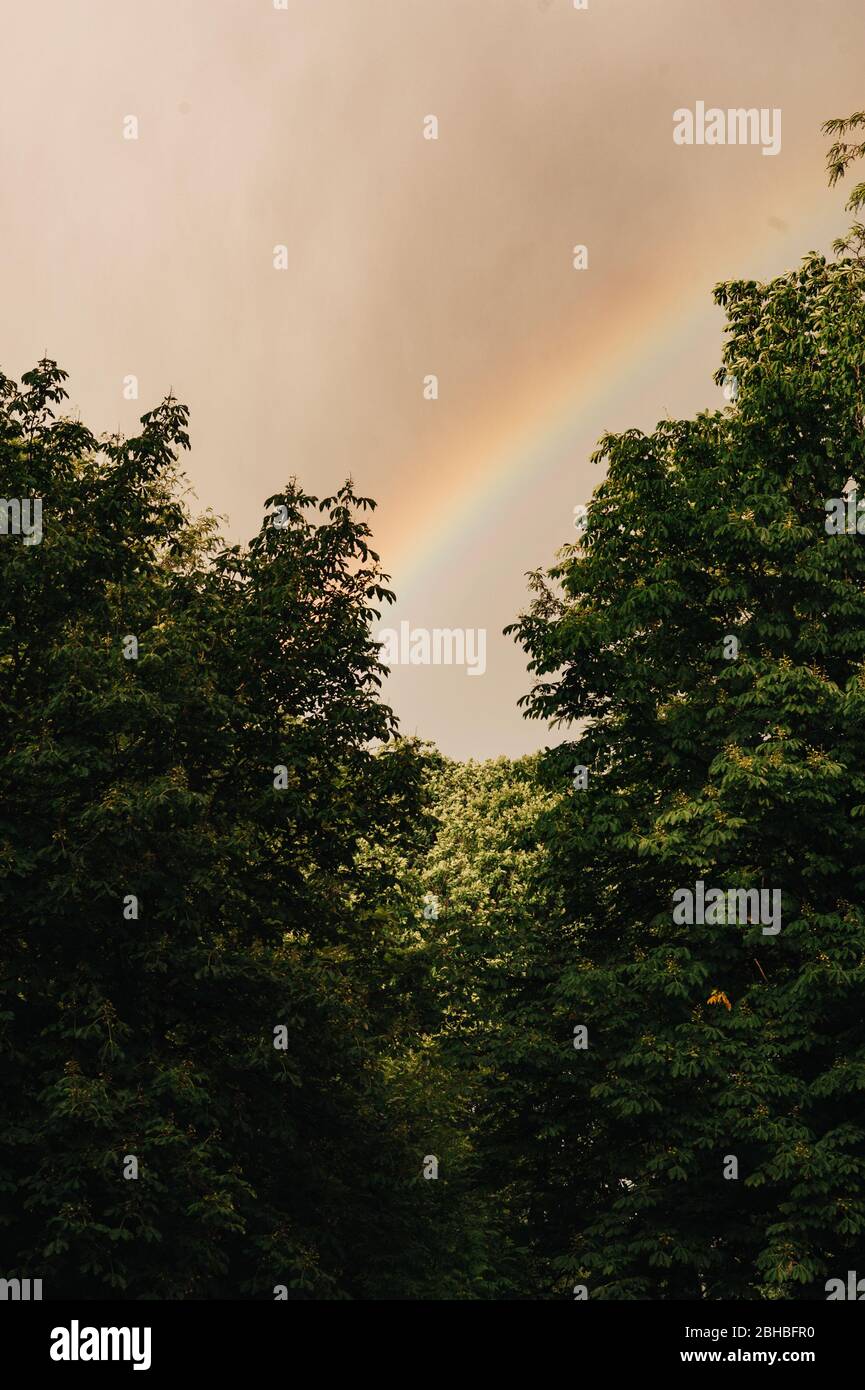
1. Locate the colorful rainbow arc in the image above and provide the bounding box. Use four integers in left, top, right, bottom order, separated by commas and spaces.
389, 188, 841, 601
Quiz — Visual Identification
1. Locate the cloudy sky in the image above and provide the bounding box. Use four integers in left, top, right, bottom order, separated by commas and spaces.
1, 0, 863, 756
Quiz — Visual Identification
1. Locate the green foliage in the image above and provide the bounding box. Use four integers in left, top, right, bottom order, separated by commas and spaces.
369, 753, 564, 1297
504, 130, 865, 1298
0, 364, 463, 1298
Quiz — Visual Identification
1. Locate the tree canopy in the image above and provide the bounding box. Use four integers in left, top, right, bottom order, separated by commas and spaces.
503, 108, 865, 1298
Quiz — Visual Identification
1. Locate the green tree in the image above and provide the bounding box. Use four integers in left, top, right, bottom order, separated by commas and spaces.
0, 362, 453, 1298
506, 116, 865, 1299
373, 753, 564, 1296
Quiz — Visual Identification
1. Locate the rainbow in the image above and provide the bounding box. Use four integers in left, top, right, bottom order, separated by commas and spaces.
388, 183, 841, 600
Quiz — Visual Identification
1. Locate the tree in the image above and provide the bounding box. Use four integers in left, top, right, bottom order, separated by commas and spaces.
367, 752, 565, 1296
0, 362, 453, 1298
505, 115, 865, 1298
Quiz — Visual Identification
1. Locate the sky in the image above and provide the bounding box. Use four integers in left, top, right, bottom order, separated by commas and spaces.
1, 0, 863, 758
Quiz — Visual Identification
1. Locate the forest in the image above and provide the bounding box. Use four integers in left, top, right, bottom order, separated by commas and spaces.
3, 111, 865, 1301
